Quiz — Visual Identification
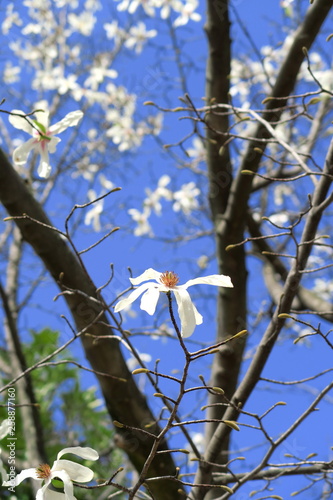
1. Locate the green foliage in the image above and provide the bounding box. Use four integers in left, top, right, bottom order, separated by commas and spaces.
1, 329, 124, 499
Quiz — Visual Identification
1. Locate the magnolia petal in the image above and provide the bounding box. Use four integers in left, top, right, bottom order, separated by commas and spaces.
62, 471, 76, 500
49, 110, 83, 135
191, 301, 203, 325
3, 467, 40, 487
129, 268, 162, 285
52, 459, 94, 483
140, 286, 160, 315
48, 136, 61, 154
173, 288, 197, 338
38, 488, 66, 499
49, 469, 75, 500
56, 446, 99, 462
37, 148, 51, 178
183, 274, 233, 289
36, 478, 52, 500
8, 111, 33, 134
12, 138, 36, 165
114, 283, 151, 312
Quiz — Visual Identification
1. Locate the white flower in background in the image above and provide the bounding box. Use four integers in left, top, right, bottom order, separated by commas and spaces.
117, 0, 155, 17
99, 173, 115, 191
313, 278, 333, 301
72, 158, 99, 180
144, 175, 172, 215
3, 446, 99, 500
53, 0, 79, 7
85, 0, 102, 9
9, 102, 83, 178
3, 62, 21, 84
187, 431, 204, 460
126, 351, 152, 371
186, 137, 206, 165
32, 67, 62, 92
106, 116, 142, 151
146, 113, 163, 135
0, 419, 13, 481
197, 255, 209, 270
173, 182, 200, 215
84, 189, 104, 231
105, 84, 136, 116
2, 3, 22, 35
115, 268, 233, 337
84, 64, 118, 90
268, 212, 289, 226
68, 11, 96, 36
104, 21, 126, 45
128, 207, 153, 236
57, 74, 79, 95
280, 0, 294, 16
125, 22, 157, 54
173, 0, 201, 28
157, 0, 181, 19
274, 184, 298, 207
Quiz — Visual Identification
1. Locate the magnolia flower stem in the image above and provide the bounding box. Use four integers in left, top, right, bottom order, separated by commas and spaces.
166, 291, 189, 357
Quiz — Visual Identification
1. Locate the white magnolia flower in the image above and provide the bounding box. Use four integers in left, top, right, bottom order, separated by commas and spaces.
3, 446, 99, 500
144, 175, 172, 215
157, 0, 180, 19
115, 268, 233, 337
128, 207, 153, 236
173, 182, 200, 215
84, 65, 118, 90
124, 22, 157, 54
173, 0, 201, 27
186, 137, 206, 165
68, 11, 96, 36
3, 62, 21, 84
2, 4, 22, 35
117, 0, 155, 17
84, 189, 104, 231
9, 103, 83, 178
126, 351, 152, 371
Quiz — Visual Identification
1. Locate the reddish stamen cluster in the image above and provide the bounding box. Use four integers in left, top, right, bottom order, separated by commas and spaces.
36, 463, 51, 479
160, 271, 180, 289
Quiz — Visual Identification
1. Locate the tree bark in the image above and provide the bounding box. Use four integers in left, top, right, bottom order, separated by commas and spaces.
201, 0, 333, 497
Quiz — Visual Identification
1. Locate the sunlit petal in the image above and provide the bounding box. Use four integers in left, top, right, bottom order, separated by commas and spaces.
183, 274, 233, 289
140, 286, 160, 315
52, 459, 94, 483
37, 148, 51, 178
173, 288, 197, 338
12, 138, 36, 165
129, 268, 162, 285
8, 111, 33, 134
56, 446, 99, 462
49, 110, 83, 135
3, 468, 40, 487
114, 283, 151, 312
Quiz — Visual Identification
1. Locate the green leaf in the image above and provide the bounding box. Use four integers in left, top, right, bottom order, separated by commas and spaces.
32, 119, 47, 134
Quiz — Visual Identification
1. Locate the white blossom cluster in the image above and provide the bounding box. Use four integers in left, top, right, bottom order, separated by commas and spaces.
114, 0, 201, 28
128, 175, 201, 236
230, 35, 331, 106
2, 0, 165, 168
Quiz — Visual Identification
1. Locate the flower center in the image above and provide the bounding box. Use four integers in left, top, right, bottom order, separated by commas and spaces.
36, 464, 51, 479
160, 271, 180, 289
